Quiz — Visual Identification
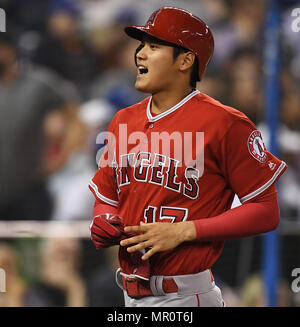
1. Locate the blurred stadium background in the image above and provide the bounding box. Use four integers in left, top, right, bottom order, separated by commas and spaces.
0, 0, 299, 307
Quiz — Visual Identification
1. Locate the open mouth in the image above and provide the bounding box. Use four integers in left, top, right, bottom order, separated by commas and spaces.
138, 66, 148, 75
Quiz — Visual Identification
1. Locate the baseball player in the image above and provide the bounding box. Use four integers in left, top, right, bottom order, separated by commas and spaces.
89, 7, 287, 307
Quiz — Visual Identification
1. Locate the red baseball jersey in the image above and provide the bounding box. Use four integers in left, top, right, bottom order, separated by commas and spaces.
89, 90, 287, 276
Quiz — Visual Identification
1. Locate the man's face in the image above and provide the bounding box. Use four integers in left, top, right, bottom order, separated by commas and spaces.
134, 36, 179, 94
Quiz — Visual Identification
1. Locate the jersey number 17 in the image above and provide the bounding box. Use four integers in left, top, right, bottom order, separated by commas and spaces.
144, 206, 188, 224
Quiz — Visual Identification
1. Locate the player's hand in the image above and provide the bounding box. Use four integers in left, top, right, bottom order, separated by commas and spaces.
90, 214, 128, 249
120, 221, 197, 260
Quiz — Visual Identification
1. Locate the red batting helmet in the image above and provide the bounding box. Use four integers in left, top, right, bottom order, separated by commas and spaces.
124, 7, 214, 81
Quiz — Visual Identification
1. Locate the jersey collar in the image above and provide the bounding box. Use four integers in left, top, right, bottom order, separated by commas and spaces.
146, 90, 200, 122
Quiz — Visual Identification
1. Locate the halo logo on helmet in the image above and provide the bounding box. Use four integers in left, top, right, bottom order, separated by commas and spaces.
147, 8, 162, 26
124, 7, 214, 81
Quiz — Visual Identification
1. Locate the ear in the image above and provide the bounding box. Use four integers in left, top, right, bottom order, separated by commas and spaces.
179, 52, 195, 73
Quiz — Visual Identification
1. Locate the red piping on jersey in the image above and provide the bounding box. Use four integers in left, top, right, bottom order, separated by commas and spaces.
196, 293, 200, 307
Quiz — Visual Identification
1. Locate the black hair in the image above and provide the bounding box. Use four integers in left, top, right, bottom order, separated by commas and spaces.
134, 34, 199, 89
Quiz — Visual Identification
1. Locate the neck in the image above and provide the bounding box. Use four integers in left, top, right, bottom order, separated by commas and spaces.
151, 86, 194, 114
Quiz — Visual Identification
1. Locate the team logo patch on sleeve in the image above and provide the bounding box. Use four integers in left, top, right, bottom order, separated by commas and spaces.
247, 130, 267, 163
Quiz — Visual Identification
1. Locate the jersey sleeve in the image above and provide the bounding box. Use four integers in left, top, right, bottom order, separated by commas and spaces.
88, 117, 119, 207
220, 117, 287, 203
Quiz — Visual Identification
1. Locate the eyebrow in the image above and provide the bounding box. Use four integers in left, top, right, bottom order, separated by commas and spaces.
141, 34, 174, 47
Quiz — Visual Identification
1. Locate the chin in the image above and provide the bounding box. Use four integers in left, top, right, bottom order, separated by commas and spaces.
135, 81, 152, 94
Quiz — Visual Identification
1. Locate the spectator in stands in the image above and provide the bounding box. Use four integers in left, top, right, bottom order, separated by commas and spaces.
87, 246, 125, 307
0, 242, 27, 307
47, 97, 115, 221
0, 33, 77, 221
225, 47, 263, 125
32, 0, 98, 100
89, 10, 146, 109
212, 0, 265, 67
25, 237, 87, 306
239, 273, 267, 307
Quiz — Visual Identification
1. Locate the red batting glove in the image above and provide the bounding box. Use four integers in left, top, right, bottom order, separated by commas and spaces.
90, 214, 127, 249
